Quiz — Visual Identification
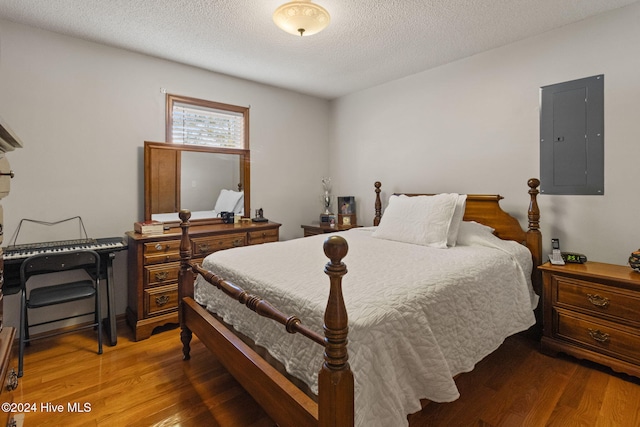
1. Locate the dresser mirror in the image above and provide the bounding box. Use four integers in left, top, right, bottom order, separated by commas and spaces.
144, 141, 250, 225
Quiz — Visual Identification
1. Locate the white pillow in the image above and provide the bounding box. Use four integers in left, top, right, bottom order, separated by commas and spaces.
372, 193, 458, 248
447, 194, 467, 247
455, 221, 496, 246
214, 189, 244, 213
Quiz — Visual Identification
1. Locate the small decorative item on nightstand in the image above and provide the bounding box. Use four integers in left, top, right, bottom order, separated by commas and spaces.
630, 250, 640, 272
320, 177, 334, 223
338, 196, 356, 226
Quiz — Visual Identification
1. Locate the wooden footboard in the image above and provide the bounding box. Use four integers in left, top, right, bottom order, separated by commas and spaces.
178, 210, 354, 427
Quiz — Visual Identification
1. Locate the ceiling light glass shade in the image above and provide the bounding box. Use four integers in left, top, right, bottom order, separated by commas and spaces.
273, 1, 330, 36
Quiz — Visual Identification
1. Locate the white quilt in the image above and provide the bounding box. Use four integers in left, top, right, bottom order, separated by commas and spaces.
194, 227, 538, 427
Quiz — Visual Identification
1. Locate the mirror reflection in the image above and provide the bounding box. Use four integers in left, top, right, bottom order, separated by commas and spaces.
144, 141, 250, 224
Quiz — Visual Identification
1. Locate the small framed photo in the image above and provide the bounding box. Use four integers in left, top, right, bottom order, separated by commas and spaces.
338, 196, 356, 225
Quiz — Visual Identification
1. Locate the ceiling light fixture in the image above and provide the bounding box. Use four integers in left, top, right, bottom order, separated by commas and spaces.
273, 0, 331, 37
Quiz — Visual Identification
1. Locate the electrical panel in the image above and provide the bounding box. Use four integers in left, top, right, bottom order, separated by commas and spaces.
540, 75, 604, 195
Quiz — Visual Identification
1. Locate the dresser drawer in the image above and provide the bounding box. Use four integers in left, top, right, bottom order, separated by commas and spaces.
144, 284, 178, 316
143, 240, 181, 265
556, 309, 640, 364
192, 233, 246, 257
248, 228, 279, 245
553, 275, 640, 325
144, 262, 180, 287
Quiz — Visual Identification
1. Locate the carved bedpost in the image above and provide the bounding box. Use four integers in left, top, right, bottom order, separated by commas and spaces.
373, 181, 382, 226
526, 178, 542, 294
527, 178, 541, 232
178, 209, 194, 360
318, 236, 354, 427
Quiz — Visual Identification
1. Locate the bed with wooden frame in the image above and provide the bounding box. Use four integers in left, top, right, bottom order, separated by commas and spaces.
177, 178, 542, 427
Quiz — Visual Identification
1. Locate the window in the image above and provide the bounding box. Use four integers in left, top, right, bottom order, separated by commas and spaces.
166, 94, 249, 149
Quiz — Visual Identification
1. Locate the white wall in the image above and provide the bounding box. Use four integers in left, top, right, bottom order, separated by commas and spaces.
329, 2, 640, 266
0, 19, 330, 328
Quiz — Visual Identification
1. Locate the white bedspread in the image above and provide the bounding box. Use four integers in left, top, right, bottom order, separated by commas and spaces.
194, 227, 538, 427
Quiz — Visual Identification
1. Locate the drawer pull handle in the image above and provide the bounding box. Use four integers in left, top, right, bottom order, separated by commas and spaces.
154, 271, 169, 281
588, 328, 610, 343
155, 243, 170, 251
587, 294, 610, 308
198, 243, 210, 253
233, 239, 242, 247
155, 295, 170, 307
6, 368, 18, 391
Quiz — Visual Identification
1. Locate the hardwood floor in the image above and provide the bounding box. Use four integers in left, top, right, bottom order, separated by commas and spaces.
13, 322, 640, 426
15, 322, 275, 427
410, 335, 640, 427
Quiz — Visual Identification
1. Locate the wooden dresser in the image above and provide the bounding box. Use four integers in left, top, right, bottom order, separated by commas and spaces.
0, 120, 22, 427
126, 221, 280, 341
539, 261, 640, 377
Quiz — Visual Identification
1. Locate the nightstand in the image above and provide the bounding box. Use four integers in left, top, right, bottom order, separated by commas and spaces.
301, 223, 360, 237
539, 261, 640, 377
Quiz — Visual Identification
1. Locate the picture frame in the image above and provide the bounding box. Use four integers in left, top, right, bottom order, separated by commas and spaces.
337, 196, 356, 226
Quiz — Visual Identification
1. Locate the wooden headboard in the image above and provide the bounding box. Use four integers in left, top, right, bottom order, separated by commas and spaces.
373, 179, 542, 293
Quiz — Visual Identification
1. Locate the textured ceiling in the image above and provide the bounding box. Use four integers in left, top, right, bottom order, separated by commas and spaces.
0, 0, 637, 99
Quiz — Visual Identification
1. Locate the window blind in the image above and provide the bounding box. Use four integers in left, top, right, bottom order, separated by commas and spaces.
171, 101, 245, 149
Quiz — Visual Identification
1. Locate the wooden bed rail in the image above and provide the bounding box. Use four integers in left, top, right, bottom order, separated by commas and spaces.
177, 209, 355, 427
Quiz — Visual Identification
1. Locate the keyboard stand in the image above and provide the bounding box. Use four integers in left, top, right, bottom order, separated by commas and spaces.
2, 237, 127, 346
105, 252, 117, 346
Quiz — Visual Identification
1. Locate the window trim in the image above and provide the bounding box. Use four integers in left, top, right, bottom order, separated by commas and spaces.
165, 94, 250, 150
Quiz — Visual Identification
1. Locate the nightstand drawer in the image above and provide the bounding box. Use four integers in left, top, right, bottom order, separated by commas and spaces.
554, 276, 640, 325
144, 284, 178, 316
248, 229, 279, 245
192, 233, 247, 257
556, 309, 640, 364
144, 262, 180, 287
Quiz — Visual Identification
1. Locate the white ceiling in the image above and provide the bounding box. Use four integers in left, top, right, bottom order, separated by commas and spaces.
0, 0, 637, 99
